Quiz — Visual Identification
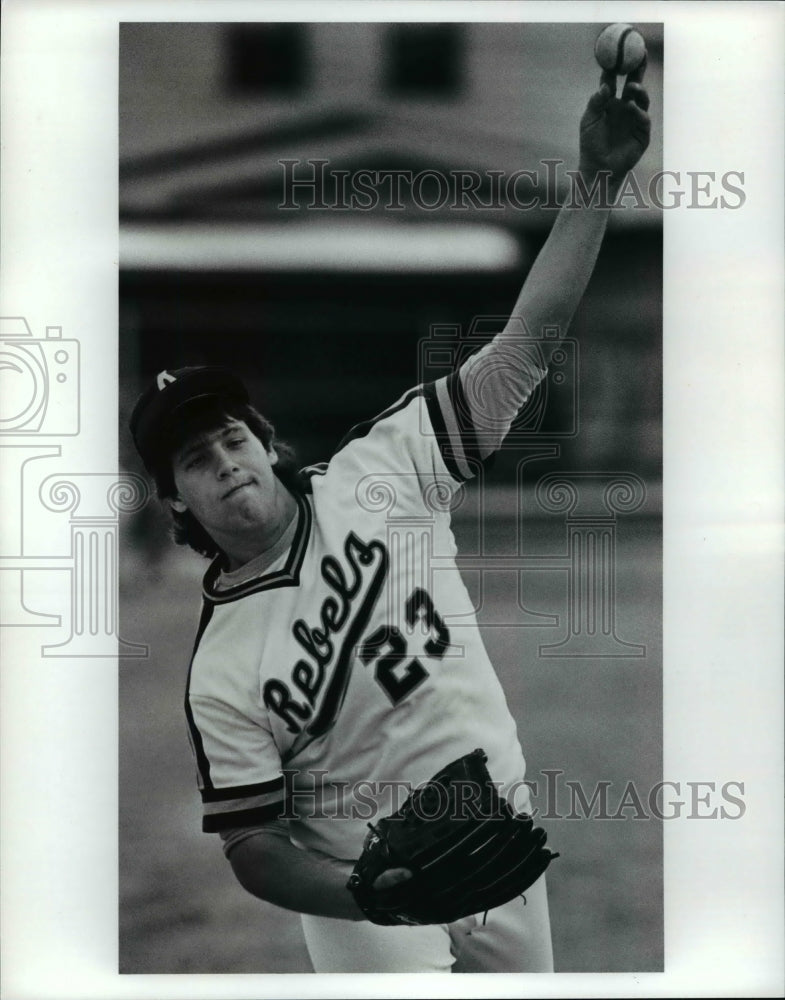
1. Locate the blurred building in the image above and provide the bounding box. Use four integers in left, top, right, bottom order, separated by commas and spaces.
120, 22, 662, 483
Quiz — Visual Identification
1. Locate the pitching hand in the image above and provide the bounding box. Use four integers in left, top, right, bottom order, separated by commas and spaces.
372, 867, 412, 890
579, 60, 651, 185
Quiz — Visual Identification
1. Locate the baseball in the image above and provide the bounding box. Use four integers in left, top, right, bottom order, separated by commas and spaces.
594, 23, 646, 75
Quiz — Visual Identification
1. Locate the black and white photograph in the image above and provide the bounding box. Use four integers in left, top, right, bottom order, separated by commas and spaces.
1, 2, 783, 997
118, 19, 663, 975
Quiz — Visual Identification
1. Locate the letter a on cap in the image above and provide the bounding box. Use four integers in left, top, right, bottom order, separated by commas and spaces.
157, 370, 177, 391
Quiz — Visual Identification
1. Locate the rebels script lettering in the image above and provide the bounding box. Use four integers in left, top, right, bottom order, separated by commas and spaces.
263, 532, 388, 736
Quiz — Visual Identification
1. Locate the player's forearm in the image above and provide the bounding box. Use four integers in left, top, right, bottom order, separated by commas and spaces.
507, 63, 650, 352
460, 180, 613, 457
227, 829, 365, 920
502, 185, 612, 353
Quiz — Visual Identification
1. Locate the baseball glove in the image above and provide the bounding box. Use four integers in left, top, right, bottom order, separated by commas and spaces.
346, 748, 558, 925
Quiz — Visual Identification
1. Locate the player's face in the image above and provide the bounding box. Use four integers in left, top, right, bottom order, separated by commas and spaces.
170, 419, 285, 548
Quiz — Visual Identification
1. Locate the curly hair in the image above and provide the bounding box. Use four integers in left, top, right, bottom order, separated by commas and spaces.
150, 397, 306, 559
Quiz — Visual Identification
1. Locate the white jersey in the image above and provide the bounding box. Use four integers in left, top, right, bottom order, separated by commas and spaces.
186, 358, 544, 860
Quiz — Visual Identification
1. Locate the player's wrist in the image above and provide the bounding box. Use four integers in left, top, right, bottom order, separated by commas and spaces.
576, 161, 623, 203
328, 858, 368, 920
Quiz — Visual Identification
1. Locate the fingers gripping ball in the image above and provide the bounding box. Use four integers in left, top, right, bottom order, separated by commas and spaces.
594, 23, 646, 76
347, 749, 559, 926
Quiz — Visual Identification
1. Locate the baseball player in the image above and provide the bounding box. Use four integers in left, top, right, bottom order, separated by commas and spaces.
129, 70, 650, 973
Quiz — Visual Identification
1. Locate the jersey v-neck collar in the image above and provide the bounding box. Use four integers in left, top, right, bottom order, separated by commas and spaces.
201, 490, 312, 603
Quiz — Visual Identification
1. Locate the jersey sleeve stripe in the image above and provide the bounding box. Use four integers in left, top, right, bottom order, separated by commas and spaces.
430, 374, 484, 482
201, 776, 285, 803
444, 369, 483, 466
423, 381, 467, 480
203, 801, 284, 833
203, 790, 284, 817
333, 380, 482, 484
433, 378, 471, 480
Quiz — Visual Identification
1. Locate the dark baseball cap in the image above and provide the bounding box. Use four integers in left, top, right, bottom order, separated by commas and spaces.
129, 365, 249, 472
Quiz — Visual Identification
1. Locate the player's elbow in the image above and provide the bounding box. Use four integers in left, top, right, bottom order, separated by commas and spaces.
225, 833, 277, 901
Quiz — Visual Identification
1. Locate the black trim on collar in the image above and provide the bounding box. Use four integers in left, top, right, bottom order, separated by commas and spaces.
201, 491, 312, 603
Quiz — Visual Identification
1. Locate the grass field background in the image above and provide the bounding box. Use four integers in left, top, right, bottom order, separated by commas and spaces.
119, 496, 662, 974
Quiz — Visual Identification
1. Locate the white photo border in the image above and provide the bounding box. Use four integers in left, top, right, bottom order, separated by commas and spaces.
1, 1, 783, 997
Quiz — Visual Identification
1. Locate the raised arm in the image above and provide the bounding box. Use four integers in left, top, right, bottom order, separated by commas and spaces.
461, 65, 651, 457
